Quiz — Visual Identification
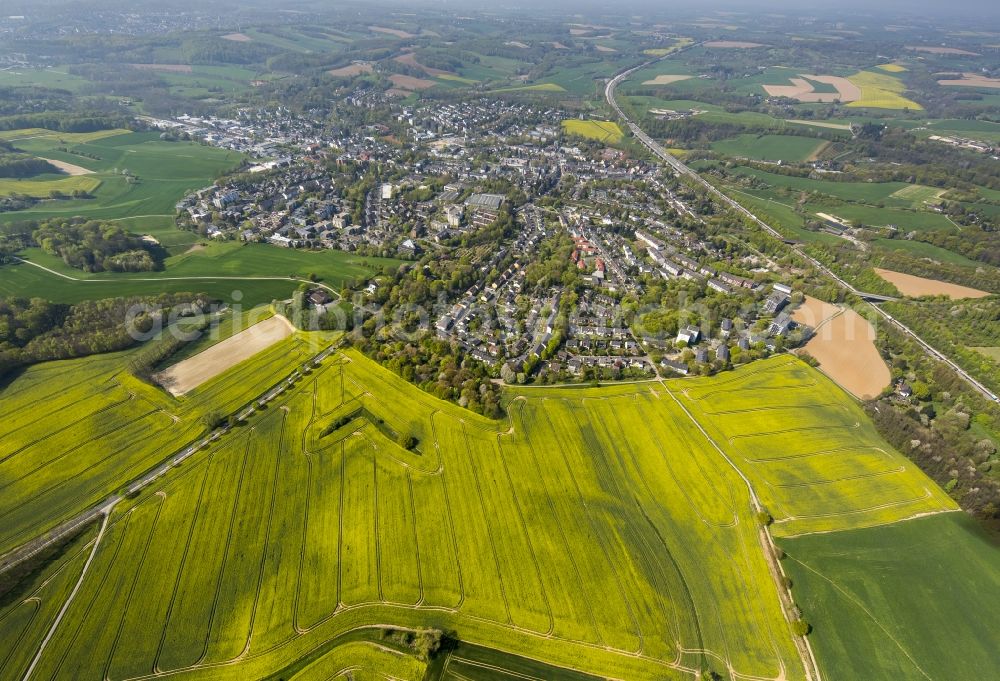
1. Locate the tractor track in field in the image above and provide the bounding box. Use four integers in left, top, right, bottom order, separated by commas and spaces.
514, 399, 604, 647
20, 501, 117, 681
459, 421, 514, 627
661, 381, 822, 681
493, 434, 555, 637
537, 399, 645, 656
103, 493, 167, 680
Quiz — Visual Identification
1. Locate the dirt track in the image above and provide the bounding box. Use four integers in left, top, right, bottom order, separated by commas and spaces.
154, 315, 294, 396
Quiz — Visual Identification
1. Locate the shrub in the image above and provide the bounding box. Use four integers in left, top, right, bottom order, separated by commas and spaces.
791, 619, 812, 636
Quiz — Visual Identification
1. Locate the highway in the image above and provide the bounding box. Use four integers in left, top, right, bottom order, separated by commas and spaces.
605, 57, 998, 404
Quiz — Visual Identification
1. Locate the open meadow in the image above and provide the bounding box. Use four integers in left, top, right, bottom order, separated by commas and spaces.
779, 513, 1000, 681
0, 242, 402, 306
0, 129, 242, 247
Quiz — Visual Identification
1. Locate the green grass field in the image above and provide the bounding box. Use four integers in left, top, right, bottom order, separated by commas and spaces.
0, 129, 243, 247
779, 513, 1000, 681
888, 183, 945, 206
0, 243, 402, 306
873, 238, 980, 267
0, 174, 102, 198
972, 346, 1000, 362
711, 134, 829, 162
0, 351, 988, 680
561, 119, 624, 143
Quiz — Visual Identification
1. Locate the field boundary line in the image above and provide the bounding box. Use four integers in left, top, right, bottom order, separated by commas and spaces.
45, 508, 137, 680
103, 493, 166, 679
0, 599, 39, 677
195, 430, 254, 666
600, 398, 704, 663
539, 399, 644, 654
492, 434, 555, 636
21, 502, 116, 681
776, 508, 961, 539
661, 382, 822, 681
460, 422, 514, 626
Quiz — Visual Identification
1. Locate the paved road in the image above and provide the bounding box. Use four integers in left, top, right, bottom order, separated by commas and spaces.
605, 57, 999, 404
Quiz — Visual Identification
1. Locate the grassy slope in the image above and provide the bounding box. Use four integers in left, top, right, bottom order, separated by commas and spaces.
711, 134, 827, 162
779, 513, 1000, 681
0, 130, 242, 247
0, 243, 403, 306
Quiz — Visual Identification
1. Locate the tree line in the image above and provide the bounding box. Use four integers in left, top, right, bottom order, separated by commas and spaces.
0, 293, 212, 381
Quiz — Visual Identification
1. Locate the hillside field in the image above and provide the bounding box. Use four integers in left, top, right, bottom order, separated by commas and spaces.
561, 119, 624, 143
0, 332, 324, 558
0, 243, 403, 306
0, 129, 243, 248
0, 350, 986, 681
711, 134, 829, 162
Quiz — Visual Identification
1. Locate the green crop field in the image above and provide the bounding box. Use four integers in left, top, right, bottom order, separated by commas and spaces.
711, 134, 829, 162
0, 351, 987, 680
0, 175, 103, 198
0, 130, 243, 243
873, 238, 981, 266
779, 513, 1000, 681
0, 243, 403, 306
889, 183, 945, 206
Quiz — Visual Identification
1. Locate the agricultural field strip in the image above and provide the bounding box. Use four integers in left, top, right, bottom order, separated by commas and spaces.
13, 354, 920, 671
653, 382, 813, 679
9, 256, 341, 295
20, 505, 117, 681
88, 372, 712, 676
780, 553, 935, 679
0, 336, 335, 567
673, 357, 955, 536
